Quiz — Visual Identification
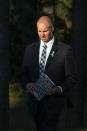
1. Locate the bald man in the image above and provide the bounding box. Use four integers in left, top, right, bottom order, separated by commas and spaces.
21, 16, 78, 131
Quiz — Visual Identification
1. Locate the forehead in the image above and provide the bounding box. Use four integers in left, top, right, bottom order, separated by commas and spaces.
37, 22, 50, 28
37, 17, 51, 26
37, 21, 51, 31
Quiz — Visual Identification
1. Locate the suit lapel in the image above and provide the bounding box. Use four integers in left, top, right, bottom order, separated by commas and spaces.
33, 39, 59, 74
45, 39, 59, 70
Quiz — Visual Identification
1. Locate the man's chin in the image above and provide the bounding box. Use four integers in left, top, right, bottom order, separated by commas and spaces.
41, 38, 48, 43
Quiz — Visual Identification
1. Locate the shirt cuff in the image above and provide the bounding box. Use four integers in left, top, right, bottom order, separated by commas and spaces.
57, 86, 63, 93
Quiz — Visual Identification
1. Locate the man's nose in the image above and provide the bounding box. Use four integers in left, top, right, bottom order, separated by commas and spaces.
41, 32, 45, 37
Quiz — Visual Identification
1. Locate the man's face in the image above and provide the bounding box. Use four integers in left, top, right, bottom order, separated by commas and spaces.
37, 22, 54, 43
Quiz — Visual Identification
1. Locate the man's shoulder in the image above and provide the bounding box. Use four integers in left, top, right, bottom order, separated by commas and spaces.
58, 41, 71, 49
55, 39, 72, 50
26, 41, 39, 50
25, 41, 39, 52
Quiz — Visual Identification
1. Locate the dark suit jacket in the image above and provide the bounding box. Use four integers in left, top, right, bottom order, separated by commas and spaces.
20, 38, 78, 117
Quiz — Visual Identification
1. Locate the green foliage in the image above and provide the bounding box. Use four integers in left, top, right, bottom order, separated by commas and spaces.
56, 3, 70, 17
54, 28, 64, 41
9, 82, 30, 129
55, 0, 72, 43
59, 0, 72, 8
9, 82, 25, 110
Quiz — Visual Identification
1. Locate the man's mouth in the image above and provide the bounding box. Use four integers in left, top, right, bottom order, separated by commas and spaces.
41, 37, 46, 39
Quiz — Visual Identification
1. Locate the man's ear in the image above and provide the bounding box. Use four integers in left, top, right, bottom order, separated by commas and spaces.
52, 26, 54, 32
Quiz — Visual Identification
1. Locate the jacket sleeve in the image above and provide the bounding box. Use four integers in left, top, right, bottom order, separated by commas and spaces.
20, 47, 30, 90
61, 47, 79, 93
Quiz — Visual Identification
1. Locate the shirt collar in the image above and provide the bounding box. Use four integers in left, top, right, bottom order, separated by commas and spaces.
40, 36, 55, 48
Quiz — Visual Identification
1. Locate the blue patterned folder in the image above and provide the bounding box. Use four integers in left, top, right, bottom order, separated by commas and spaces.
34, 73, 55, 101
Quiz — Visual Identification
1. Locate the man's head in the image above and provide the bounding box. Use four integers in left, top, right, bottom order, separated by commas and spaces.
37, 16, 54, 43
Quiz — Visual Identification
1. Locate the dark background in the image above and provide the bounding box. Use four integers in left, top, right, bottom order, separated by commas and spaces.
0, 0, 87, 130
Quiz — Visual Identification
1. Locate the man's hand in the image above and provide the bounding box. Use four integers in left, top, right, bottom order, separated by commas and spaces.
46, 86, 61, 95
26, 83, 37, 95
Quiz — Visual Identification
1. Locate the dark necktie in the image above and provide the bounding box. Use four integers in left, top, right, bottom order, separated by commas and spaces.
39, 45, 47, 76
34, 44, 55, 101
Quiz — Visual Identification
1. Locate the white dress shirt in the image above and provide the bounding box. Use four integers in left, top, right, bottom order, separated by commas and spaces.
39, 36, 55, 67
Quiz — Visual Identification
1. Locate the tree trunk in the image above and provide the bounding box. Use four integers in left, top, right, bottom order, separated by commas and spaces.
0, 0, 9, 129
70, 0, 87, 127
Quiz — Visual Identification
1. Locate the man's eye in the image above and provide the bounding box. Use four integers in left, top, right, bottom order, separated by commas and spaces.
38, 30, 48, 33
44, 30, 48, 32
